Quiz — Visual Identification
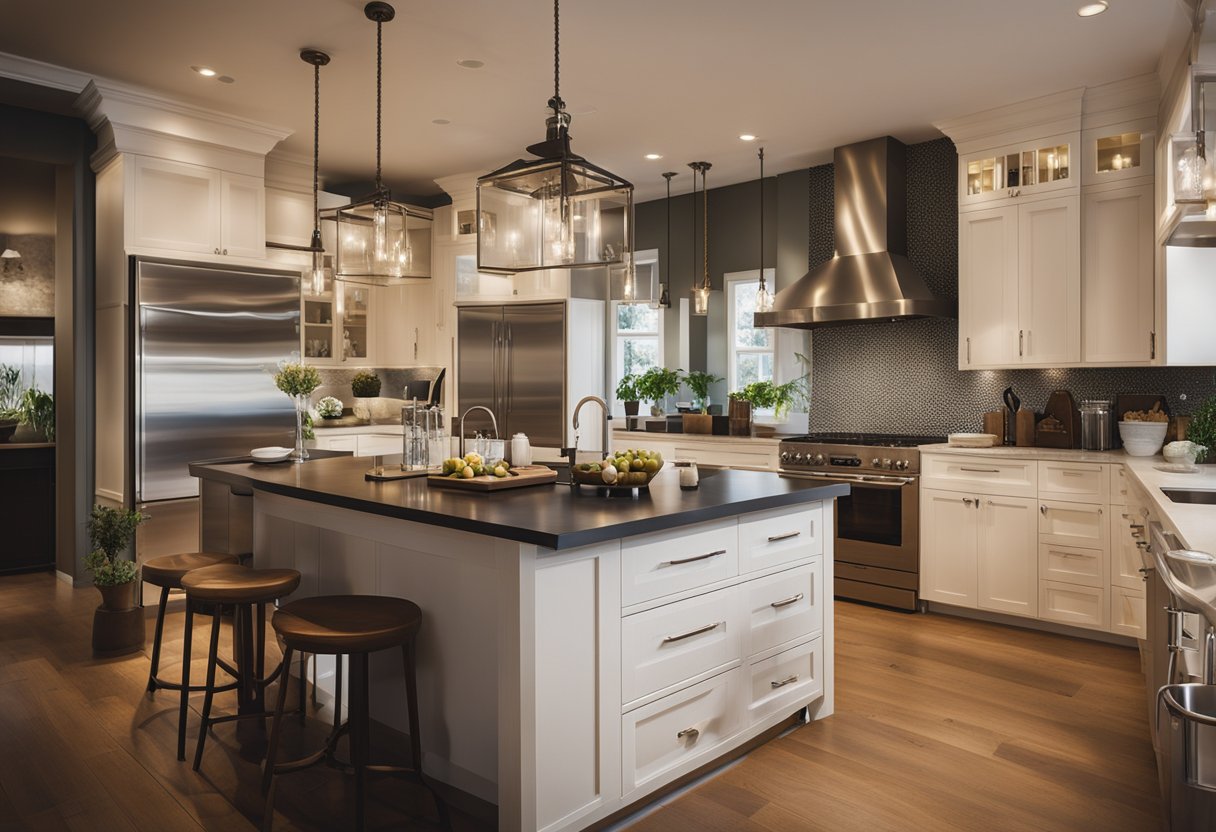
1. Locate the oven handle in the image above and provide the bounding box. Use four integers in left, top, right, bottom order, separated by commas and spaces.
781, 471, 914, 488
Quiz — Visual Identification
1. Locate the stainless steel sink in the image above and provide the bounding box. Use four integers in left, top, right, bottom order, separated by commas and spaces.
1163, 488, 1216, 505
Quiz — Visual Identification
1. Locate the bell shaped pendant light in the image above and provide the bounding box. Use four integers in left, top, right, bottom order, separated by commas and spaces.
476, 0, 634, 275
321, 2, 430, 285
689, 162, 711, 316
655, 171, 677, 309
754, 147, 773, 314
301, 48, 330, 298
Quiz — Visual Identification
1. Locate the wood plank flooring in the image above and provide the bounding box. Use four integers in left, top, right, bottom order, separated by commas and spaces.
0, 571, 1161, 831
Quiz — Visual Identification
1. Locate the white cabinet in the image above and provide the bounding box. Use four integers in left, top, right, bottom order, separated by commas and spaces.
302, 281, 375, 365
959, 133, 1077, 207
1018, 196, 1080, 364
372, 283, 437, 366
1081, 184, 1155, 364
1038, 461, 1108, 504
1040, 581, 1107, 630
1111, 586, 1146, 639
1039, 500, 1107, 549
977, 495, 1039, 617
921, 454, 1036, 498
920, 489, 979, 608
1110, 508, 1148, 590
959, 207, 1019, 367
128, 155, 264, 259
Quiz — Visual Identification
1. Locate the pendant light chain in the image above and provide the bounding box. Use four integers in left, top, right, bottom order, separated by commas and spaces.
701, 164, 710, 291
375, 15, 384, 192
553, 0, 561, 113
689, 162, 698, 293
758, 147, 765, 293
313, 60, 321, 236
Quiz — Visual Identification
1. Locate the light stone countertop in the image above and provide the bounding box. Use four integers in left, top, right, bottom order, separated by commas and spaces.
918, 443, 1127, 463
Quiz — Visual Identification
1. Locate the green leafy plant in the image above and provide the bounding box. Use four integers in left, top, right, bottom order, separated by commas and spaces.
615, 373, 641, 403
351, 370, 381, 398
729, 355, 810, 420
684, 371, 722, 414
17, 388, 54, 441
85, 505, 147, 586
274, 362, 321, 398
1187, 395, 1216, 462
636, 367, 683, 410
0, 365, 21, 418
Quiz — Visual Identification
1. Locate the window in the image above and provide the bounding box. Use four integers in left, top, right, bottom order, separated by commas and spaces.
613, 302, 663, 414
727, 270, 775, 395
0, 337, 53, 393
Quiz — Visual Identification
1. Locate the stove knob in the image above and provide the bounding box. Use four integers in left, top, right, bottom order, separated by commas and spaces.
871, 457, 880, 467
780, 451, 791, 463
896, 460, 909, 471
812, 453, 825, 466
794, 452, 805, 463
882, 458, 892, 470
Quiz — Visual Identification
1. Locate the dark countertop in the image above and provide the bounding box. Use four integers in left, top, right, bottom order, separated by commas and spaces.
190, 456, 848, 550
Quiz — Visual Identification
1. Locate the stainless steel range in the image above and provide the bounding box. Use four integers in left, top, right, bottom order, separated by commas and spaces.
778, 433, 945, 611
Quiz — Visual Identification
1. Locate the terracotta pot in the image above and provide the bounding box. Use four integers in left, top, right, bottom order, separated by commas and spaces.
97, 581, 137, 612
682, 413, 713, 435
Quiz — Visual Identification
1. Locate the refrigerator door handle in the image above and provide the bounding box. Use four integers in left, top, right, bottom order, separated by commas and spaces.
505, 322, 513, 427
491, 320, 501, 421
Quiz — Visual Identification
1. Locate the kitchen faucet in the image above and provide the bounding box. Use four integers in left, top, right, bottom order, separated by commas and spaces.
458, 405, 498, 457
561, 396, 613, 469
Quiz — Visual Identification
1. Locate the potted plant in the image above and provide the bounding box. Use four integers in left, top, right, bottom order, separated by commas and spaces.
317, 395, 344, 420
13, 387, 54, 443
86, 504, 148, 655
0, 364, 20, 442
727, 391, 753, 437
615, 374, 642, 418
682, 371, 722, 434
637, 367, 683, 417
274, 362, 322, 462
1186, 395, 1216, 462
351, 370, 381, 421
734, 367, 810, 435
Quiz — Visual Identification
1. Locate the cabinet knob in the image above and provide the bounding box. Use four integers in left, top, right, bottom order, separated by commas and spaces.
222, 248, 228, 255
963, 497, 973, 506
214, 247, 220, 255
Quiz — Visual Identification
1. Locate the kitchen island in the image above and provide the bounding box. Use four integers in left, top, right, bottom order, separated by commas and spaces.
190, 456, 846, 832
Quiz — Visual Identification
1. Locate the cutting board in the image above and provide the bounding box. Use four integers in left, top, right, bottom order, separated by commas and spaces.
427, 465, 558, 491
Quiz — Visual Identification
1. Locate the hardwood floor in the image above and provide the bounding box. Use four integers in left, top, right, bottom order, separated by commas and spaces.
0, 572, 1161, 831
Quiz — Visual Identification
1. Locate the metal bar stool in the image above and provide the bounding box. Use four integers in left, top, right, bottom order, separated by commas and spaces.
262, 595, 450, 832
179, 563, 303, 771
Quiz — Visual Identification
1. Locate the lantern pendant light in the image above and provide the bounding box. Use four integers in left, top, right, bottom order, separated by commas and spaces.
656, 171, 677, 309
689, 161, 711, 316
321, 2, 429, 285
476, 0, 634, 275
755, 147, 773, 314
300, 48, 330, 297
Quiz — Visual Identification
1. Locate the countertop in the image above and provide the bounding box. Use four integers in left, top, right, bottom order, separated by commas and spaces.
190, 456, 849, 550
919, 443, 1127, 463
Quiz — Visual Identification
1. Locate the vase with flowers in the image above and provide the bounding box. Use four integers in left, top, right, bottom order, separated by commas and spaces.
274, 362, 322, 462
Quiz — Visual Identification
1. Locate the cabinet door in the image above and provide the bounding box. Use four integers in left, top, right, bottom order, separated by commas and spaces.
977, 495, 1038, 617
220, 172, 267, 259
131, 156, 220, 254
920, 488, 978, 608
959, 206, 1019, 367
1081, 185, 1154, 364
1110, 508, 1147, 590
1018, 196, 1080, 364
339, 285, 372, 363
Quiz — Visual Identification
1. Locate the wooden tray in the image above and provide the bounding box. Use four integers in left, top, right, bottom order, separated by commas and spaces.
426, 465, 557, 491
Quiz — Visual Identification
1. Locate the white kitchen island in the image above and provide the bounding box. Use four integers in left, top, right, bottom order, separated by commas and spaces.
191, 457, 845, 832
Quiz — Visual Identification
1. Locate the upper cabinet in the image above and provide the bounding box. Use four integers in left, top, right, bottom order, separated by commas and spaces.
939, 78, 1158, 370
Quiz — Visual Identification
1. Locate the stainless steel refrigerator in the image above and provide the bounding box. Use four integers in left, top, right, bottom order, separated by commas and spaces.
457, 302, 566, 449
132, 259, 300, 577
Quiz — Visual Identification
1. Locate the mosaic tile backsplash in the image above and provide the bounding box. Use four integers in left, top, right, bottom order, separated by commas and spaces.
805, 138, 1216, 436
312, 366, 442, 408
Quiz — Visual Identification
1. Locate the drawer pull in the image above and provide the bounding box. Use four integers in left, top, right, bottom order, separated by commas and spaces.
770, 674, 799, 689
767, 531, 801, 543
1040, 505, 1047, 515
960, 467, 1000, 473
662, 621, 721, 644
662, 549, 726, 567
770, 593, 804, 609
676, 727, 700, 741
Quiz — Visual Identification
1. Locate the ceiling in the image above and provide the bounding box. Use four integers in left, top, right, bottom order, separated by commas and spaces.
0, 0, 1192, 202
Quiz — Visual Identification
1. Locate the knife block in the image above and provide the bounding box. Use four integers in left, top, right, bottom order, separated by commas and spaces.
982, 410, 1005, 441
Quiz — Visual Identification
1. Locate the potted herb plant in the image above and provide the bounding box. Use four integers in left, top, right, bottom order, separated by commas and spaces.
734, 359, 811, 435
351, 370, 381, 421
682, 371, 722, 434
637, 367, 683, 417
1186, 395, 1216, 462
615, 374, 642, 417
86, 504, 148, 655
274, 362, 322, 462
13, 387, 54, 443
0, 364, 21, 442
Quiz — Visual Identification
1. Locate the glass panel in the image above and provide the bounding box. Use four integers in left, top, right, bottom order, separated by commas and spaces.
0, 337, 53, 394
617, 303, 659, 334
734, 351, 773, 389
1021, 151, 1036, 187
621, 336, 659, 378
966, 160, 982, 195
1004, 154, 1021, 188
1172, 133, 1207, 202
303, 298, 334, 359
1096, 131, 1142, 173
1037, 144, 1070, 183
836, 487, 903, 548
341, 286, 369, 360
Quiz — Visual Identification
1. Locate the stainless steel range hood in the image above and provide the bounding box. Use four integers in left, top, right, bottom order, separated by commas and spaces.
755, 136, 956, 329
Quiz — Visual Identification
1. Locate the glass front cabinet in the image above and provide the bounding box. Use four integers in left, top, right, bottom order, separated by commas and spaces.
301, 264, 375, 365
959, 132, 1079, 206
1080, 119, 1155, 188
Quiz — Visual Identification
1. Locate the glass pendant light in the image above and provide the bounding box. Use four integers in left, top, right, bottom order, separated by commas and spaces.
320, 2, 429, 285
476, 0, 634, 275
656, 171, 676, 309
689, 162, 711, 316
754, 147, 774, 314
301, 49, 330, 297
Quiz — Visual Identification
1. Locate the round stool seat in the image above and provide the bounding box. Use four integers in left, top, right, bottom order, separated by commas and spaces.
181, 563, 301, 604
273, 595, 421, 654
142, 552, 239, 589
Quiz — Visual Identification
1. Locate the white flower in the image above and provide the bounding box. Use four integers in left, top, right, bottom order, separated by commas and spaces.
317, 396, 344, 418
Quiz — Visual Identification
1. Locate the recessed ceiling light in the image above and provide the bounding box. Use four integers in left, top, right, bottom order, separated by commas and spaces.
739, 134, 757, 142
216, 75, 235, 84
456, 59, 485, 69
644, 153, 662, 160
191, 65, 218, 77
432, 118, 451, 125
1077, 1, 1108, 16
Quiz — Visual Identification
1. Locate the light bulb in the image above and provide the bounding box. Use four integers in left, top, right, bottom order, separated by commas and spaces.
755, 282, 773, 314
372, 203, 388, 266
692, 285, 709, 316
623, 267, 636, 301
310, 266, 325, 297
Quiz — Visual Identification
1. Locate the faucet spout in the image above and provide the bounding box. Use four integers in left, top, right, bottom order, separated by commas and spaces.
458, 405, 499, 457
571, 396, 612, 461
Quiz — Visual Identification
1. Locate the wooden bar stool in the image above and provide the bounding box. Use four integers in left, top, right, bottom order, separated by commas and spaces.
262, 595, 450, 832
179, 563, 303, 771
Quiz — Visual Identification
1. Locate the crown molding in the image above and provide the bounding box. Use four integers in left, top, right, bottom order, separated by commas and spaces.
934, 88, 1085, 154
0, 51, 93, 92
434, 171, 484, 203
265, 149, 317, 194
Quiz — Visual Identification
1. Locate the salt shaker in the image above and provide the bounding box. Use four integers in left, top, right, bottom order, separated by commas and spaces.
674, 459, 699, 490
511, 433, 532, 466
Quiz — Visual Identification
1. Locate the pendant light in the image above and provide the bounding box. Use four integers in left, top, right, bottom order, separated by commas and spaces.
656, 172, 676, 309
301, 48, 330, 297
321, 2, 429, 285
689, 161, 711, 316
476, 0, 634, 275
755, 147, 773, 314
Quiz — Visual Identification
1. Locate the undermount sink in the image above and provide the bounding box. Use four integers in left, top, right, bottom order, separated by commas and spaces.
1162, 549, 1216, 628
1162, 488, 1216, 505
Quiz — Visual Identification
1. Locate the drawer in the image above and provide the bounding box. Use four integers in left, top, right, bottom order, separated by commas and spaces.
621, 518, 738, 607
674, 446, 776, 471
323, 435, 358, 452
1038, 500, 1108, 549
747, 636, 823, 725
621, 668, 742, 799
1038, 542, 1106, 589
738, 504, 823, 574
357, 434, 404, 456
921, 454, 1036, 498
742, 562, 822, 658
622, 586, 741, 706
1039, 580, 1107, 630
1037, 461, 1109, 504
1111, 586, 1146, 639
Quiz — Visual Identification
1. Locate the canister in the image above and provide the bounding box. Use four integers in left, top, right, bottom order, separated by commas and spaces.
1079, 400, 1113, 451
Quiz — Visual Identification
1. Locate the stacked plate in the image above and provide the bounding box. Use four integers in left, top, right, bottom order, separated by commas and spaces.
250, 446, 292, 463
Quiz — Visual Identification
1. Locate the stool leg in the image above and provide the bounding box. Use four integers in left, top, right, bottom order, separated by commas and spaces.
297, 651, 307, 725
192, 605, 224, 772
177, 600, 194, 762
146, 586, 169, 693
403, 641, 451, 831
256, 602, 267, 726
262, 645, 294, 824
350, 653, 370, 832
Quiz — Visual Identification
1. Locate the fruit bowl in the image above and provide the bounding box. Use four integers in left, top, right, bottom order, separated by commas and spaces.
572, 449, 665, 490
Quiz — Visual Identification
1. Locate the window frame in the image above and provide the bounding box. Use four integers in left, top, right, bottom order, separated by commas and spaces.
611, 301, 664, 415
725, 269, 776, 397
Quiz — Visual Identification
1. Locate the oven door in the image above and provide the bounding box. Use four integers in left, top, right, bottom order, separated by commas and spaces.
780, 471, 918, 572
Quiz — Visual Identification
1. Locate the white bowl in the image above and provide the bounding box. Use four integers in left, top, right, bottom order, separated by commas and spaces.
250, 446, 292, 462
1118, 421, 1168, 457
